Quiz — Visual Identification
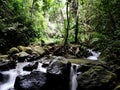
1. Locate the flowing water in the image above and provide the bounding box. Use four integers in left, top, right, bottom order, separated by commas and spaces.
0, 54, 97, 90
87, 49, 101, 60
0, 62, 47, 90
70, 64, 80, 90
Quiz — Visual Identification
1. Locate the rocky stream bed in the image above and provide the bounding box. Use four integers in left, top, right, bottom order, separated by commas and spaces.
0, 45, 120, 90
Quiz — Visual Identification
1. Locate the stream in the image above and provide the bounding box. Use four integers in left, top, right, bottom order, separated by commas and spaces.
0, 62, 47, 90
0, 49, 100, 90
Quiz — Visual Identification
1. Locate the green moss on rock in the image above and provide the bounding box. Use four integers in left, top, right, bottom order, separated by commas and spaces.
8, 47, 19, 54
77, 66, 116, 90
114, 85, 120, 90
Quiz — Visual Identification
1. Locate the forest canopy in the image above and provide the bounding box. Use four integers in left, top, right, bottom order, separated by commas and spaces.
0, 0, 120, 62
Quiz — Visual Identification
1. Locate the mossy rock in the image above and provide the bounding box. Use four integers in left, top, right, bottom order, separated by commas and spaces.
31, 46, 45, 56
17, 46, 33, 54
0, 55, 9, 61
77, 66, 116, 90
8, 47, 19, 55
12, 51, 30, 61
114, 85, 120, 90
17, 45, 26, 51
25, 47, 33, 54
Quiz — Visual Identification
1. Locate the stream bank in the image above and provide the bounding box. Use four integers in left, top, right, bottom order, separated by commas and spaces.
0, 44, 119, 90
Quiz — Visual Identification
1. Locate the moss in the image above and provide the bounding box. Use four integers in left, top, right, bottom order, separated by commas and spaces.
17, 45, 26, 51
101, 71, 115, 83
8, 47, 19, 54
0, 55, 8, 61
114, 85, 120, 90
25, 47, 33, 54
77, 66, 116, 90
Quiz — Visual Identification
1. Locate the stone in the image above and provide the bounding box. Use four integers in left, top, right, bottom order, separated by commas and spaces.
0, 73, 9, 84
14, 52, 30, 62
32, 46, 45, 56
0, 55, 8, 61
25, 47, 33, 54
17, 46, 26, 52
77, 64, 91, 73
14, 71, 47, 90
114, 67, 120, 81
114, 85, 120, 90
8, 47, 19, 55
46, 57, 71, 90
0, 60, 16, 71
77, 66, 116, 90
23, 62, 38, 71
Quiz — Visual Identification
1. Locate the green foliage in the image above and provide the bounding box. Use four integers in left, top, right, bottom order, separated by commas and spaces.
85, 0, 120, 61
0, 0, 40, 53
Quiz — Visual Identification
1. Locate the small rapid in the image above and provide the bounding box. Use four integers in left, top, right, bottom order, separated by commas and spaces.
87, 49, 101, 60
0, 62, 47, 90
70, 64, 80, 90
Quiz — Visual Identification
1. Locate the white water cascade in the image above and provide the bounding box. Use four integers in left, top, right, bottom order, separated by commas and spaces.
0, 62, 47, 90
70, 64, 80, 90
87, 49, 101, 60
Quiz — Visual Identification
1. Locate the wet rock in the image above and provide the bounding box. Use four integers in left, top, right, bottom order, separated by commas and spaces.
46, 57, 71, 90
114, 67, 120, 81
31, 46, 45, 56
0, 60, 16, 71
42, 62, 49, 68
77, 66, 116, 90
14, 52, 30, 62
8, 88, 15, 90
0, 73, 9, 84
17, 46, 33, 54
114, 85, 120, 90
23, 62, 38, 71
8, 47, 19, 55
14, 71, 47, 90
25, 47, 33, 54
26, 55, 39, 62
0, 55, 9, 61
77, 64, 91, 73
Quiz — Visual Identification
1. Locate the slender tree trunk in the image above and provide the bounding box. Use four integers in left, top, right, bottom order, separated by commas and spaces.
74, 0, 79, 43
64, 1, 70, 46
75, 12, 79, 43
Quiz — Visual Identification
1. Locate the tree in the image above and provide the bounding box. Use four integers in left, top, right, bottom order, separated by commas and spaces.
64, 0, 70, 46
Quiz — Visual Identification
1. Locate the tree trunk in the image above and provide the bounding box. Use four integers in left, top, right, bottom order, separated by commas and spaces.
74, 0, 79, 43
64, 1, 70, 46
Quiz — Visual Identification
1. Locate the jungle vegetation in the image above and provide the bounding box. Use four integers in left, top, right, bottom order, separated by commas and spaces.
0, 0, 120, 62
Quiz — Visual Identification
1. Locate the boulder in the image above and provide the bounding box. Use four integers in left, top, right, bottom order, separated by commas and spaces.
114, 85, 120, 90
0, 60, 16, 71
23, 62, 38, 71
0, 55, 8, 61
25, 47, 33, 54
14, 52, 30, 62
17, 45, 26, 51
46, 57, 71, 90
17, 46, 33, 54
77, 66, 116, 90
25, 55, 39, 62
14, 71, 47, 90
77, 64, 92, 73
8, 47, 19, 55
32, 46, 45, 56
114, 67, 120, 81
0, 73, 9, 84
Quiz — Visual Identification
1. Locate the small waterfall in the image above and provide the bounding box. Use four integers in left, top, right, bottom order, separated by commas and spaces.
37, 63, 47, 73
0, 62, 30, 90
0, 69, 17, 90
70, 64, 80, 90
0, 62, 48, 90
87, 49, 101, 60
